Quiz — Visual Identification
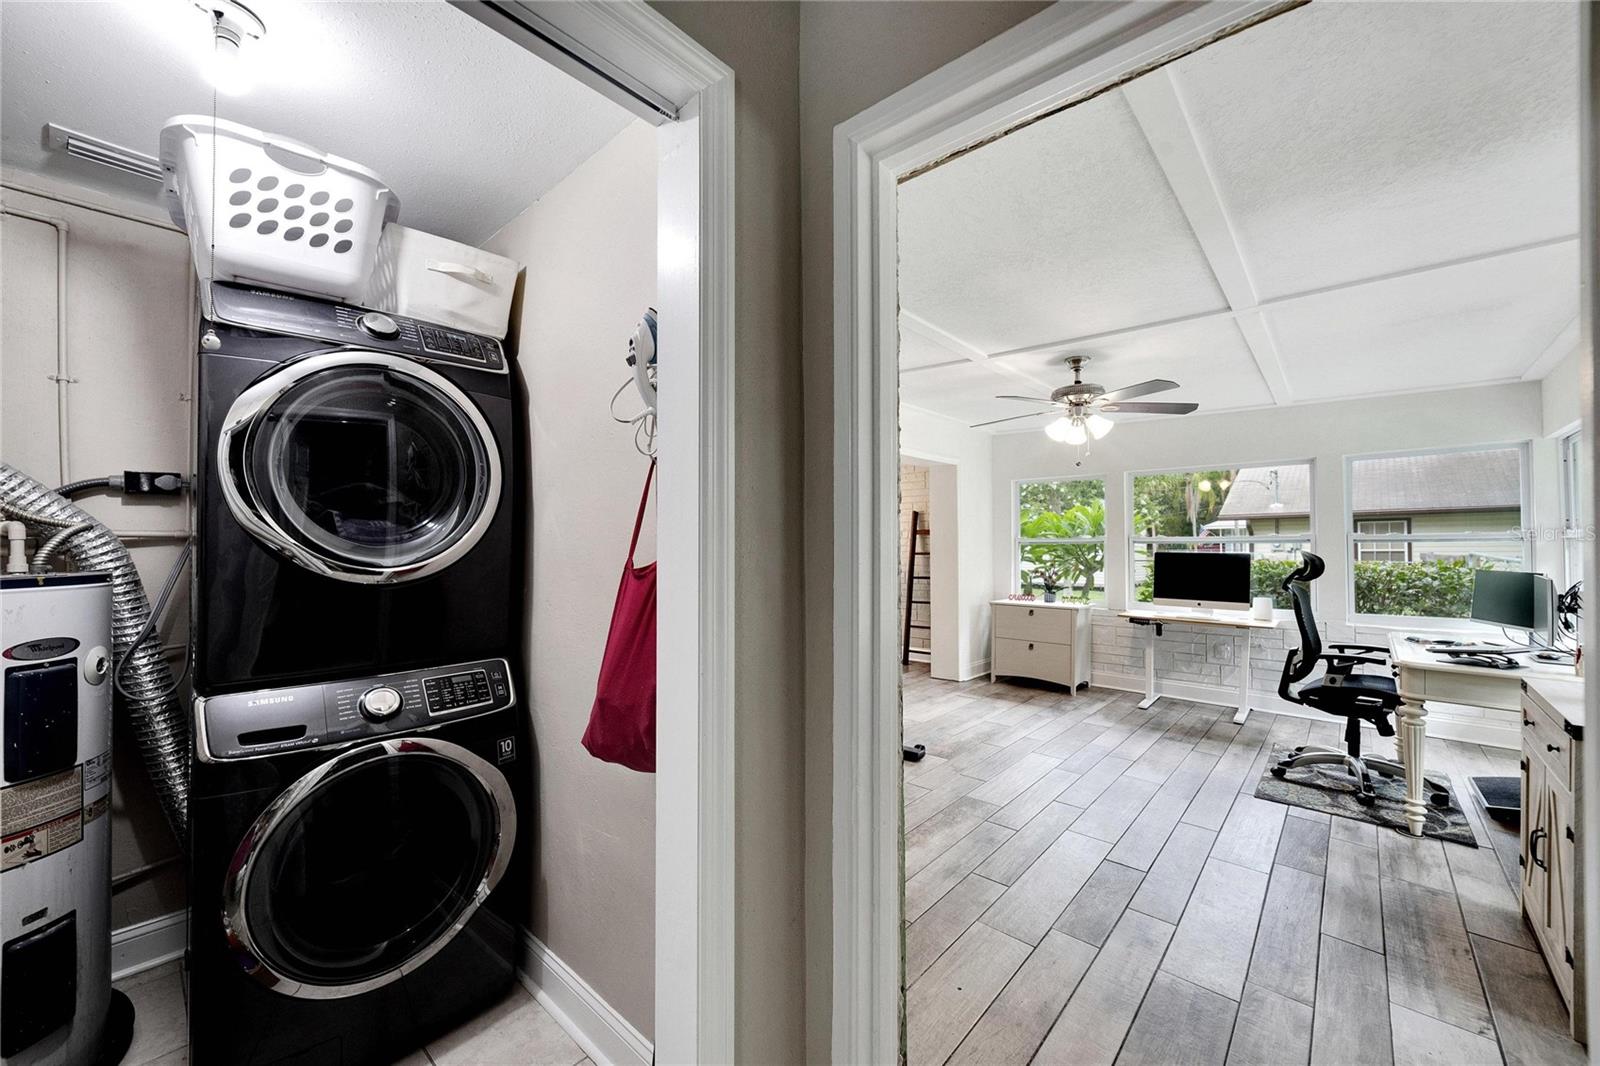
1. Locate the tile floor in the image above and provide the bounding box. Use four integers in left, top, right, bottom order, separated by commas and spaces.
901, 664, 1589, 1066
113, 959, 592, 1066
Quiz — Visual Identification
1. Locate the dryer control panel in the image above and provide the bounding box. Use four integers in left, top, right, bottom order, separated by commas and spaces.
208, 282, 507, 374
197, 657, 515, 761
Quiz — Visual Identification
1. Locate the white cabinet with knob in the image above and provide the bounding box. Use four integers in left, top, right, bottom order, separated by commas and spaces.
1521, 676, 1586, 1043
989, 600, 1092, 690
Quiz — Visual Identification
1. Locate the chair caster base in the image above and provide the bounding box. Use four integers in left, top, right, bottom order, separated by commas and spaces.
1356, 793, 1377, 807
1271, 766, 1287, 779
1430, 792, 1450, 807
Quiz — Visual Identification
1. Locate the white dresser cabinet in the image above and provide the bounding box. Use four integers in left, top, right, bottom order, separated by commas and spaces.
1521, 676, 1586, 1044
989, 600, 1092, 690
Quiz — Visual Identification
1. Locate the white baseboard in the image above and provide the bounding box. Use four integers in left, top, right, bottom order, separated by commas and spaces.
111, 909, 187, 982
518, 931, 652, 1066
1090, 671, 1520, 750
959, 657, 990, 682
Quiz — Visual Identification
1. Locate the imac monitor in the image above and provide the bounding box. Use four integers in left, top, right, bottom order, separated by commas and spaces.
1151, 551, 1252, 612
1471, 570, 1555, 645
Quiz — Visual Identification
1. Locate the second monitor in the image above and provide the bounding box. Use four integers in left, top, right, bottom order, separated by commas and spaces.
1152, 550, 1253, 612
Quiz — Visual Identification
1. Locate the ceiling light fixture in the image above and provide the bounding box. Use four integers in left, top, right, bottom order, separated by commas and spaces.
196, 1, 265, 97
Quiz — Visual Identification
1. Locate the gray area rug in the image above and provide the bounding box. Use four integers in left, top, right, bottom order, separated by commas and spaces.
1253, 743, 1478, 847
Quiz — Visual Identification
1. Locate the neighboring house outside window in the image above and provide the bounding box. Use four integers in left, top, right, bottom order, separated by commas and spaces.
1339, 447, 1526, 620
1133, 463, 1313, 609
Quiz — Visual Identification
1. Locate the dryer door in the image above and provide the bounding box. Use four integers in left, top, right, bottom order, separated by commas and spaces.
222, 737, 516, 999
219, 351, 500, 583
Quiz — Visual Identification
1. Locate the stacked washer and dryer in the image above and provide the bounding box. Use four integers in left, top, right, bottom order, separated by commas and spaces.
187, 281, 528, 1064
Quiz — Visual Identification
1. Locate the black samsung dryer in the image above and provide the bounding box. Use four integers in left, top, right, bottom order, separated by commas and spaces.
193, 282, 519, 696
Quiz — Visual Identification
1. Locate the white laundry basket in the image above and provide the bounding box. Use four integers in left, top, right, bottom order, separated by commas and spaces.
363, 226, 522, 338
159, 115, 399, 304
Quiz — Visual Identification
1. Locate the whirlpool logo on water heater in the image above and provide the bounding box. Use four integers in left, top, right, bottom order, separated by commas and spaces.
3, 637, 80, 661
247, 694, 297, 707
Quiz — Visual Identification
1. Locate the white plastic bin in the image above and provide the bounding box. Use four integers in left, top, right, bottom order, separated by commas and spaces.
159, 115, 399, 303
362, 226, 521, 339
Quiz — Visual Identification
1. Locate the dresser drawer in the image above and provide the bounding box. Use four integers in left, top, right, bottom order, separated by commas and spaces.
993, 604, 1077, 645
1526, 697, 1574, 791
992, 637, 1076, 687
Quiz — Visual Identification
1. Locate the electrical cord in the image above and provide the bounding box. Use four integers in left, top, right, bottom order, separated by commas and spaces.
54, 476, 114, 499
114, 542, 193, 705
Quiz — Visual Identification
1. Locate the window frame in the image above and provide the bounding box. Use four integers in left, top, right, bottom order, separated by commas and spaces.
1344, 441, 1532, 626
1560, 429, 1584, 590
1013, 475, 1108, 601
1125, 458, 1316, 610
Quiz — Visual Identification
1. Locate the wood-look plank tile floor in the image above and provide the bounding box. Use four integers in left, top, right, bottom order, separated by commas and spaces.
900, 664, 1586, 1066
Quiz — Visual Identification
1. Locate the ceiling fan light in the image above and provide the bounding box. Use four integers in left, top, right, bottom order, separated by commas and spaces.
1044, 415, 1075, 442
1086, 413, 1113, 440
1061, 419, 1088, 446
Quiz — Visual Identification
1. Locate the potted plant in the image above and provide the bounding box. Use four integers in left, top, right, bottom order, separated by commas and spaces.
1034, 562, 1064, 604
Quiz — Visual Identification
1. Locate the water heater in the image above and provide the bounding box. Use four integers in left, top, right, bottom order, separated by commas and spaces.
0, 573, 131, 1065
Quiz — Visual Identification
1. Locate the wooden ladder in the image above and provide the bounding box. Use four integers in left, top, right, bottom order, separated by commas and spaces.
902, 510, 931, 665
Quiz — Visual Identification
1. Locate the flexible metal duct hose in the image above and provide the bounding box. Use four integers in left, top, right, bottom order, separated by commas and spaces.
0, 463, 189, 843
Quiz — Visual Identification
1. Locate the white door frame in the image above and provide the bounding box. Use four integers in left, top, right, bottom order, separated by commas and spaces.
459, 4, 735, 1062
830, 3, 1296, 1059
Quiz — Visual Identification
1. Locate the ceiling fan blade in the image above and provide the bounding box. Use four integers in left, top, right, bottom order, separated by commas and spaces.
970, 410, 1055, 428
994, 394, 1060, 406
1098, 379, 1179, 404
1098, 401, 1199, 415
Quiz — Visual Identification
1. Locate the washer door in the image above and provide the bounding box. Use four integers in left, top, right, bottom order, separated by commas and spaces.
222, 737, 516, 999
219, 351, 500, 583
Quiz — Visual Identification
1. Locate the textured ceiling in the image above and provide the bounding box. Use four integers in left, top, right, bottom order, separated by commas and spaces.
898, 1, 1580, 433
0, 0, 635, 244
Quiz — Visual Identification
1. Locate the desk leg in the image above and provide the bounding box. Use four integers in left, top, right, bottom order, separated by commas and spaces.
1139, 624, 1160, 710
1234, 631, 1251, 724
1398, 699, 1428, 837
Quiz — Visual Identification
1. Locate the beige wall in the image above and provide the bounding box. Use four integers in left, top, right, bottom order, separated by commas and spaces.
796, 4, 1051, 1057
653, 3, 1051, 1055
1, 176, 194, 930
481, 121, 659, 1038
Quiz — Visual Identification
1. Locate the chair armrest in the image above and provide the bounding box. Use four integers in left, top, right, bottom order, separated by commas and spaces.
1320, 653, 1388, 669
1328, 643, 1388, 655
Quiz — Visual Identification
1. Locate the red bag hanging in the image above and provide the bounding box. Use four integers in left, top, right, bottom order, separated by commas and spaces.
582, 460, 657, 772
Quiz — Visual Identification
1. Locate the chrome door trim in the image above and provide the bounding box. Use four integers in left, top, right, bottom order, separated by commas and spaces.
217, 350, 502, 584
221, 735, 517, 999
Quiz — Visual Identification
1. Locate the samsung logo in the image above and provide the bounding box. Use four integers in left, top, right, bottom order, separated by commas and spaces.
247, 694, 297, 707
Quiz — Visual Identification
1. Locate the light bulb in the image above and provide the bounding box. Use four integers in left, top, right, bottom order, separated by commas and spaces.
209, 32, 251, 95
1086, 413, 1113, 440
1062, 419, 1088, 446
1044, 416, 1074, 442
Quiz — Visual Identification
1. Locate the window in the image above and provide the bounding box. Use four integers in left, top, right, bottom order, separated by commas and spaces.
1130, 463, 1313, 609
1355, 519, 1410, 562
1017, 478, 1105, 602
1560, 430, 1584, 589
1347, 446, 1528, 620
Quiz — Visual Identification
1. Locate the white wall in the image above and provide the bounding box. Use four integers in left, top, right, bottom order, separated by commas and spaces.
1, 173, 195, 928
991, 381, 1559, 747
902, 405, 995, 680
481, 120, 658, 1040
1543, 343, 1586, 436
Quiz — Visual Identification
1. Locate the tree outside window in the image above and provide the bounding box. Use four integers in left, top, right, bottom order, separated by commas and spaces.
1018, 478, 1105, 602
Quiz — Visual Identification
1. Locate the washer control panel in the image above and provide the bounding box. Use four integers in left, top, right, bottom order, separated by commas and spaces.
207, 282, 507, 374
198, 657, 515, 761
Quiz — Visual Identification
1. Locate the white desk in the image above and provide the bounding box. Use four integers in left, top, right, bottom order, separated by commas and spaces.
1119, 607, 1289, 725
1388, 633, 1580, 836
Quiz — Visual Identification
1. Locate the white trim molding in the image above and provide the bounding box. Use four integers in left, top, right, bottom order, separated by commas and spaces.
518, 932, 654, 1066
111, 910, 188, 982
831, 3, 1297, 1060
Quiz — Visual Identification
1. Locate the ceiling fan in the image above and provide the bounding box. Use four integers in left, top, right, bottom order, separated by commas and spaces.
973, 355, 1198, 444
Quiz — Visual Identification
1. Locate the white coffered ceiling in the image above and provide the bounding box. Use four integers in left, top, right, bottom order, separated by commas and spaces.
898, 1, 1581, 432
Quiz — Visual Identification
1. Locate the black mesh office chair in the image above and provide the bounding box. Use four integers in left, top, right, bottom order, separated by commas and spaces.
1272, 552, 1449, 807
